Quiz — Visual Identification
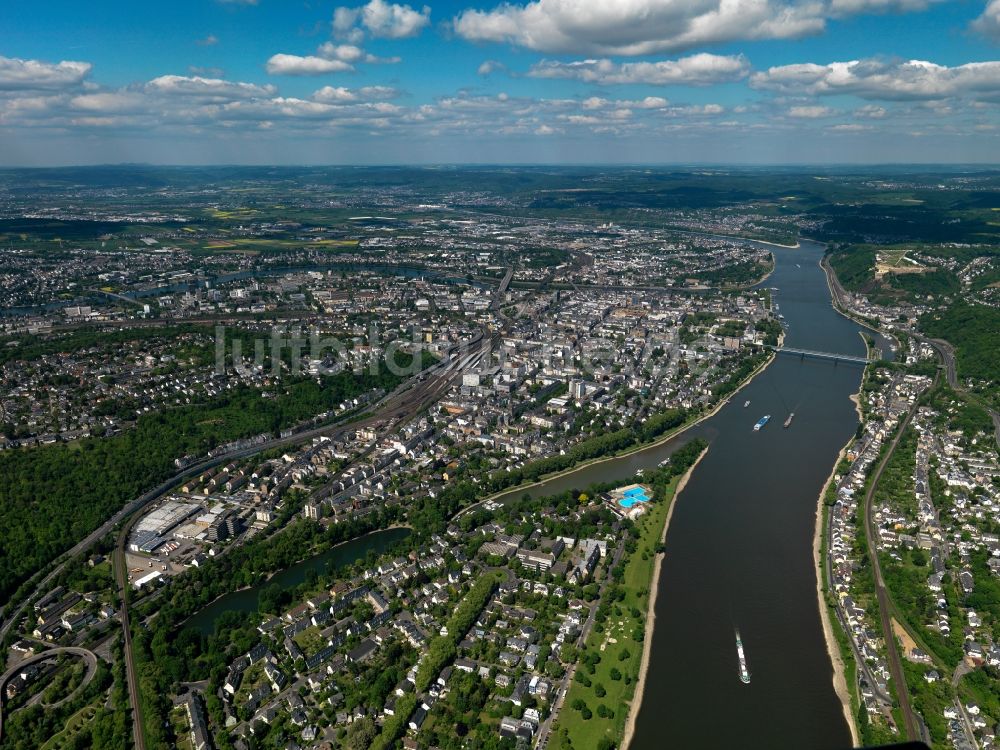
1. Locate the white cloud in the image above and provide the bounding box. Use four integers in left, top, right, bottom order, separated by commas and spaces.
359, 85, 401, 100
855, 104, 887, 118
265, 54, 354, 76
674, 102, 724, 114
453, 0, 829, 55
527, 53, 749, 85
69, 92, 146, 113
580, 95, 670, 110
313, 85, 400, 102
363, 0, 431, 37
972, 0, 1000, 39
828, 123, 872, 130
751, 58, 1000, 100
334, 7, 361, 33
316, 42, 400, 64
451, 0, 946, 55
196, 34, 220, 46
334, 0, 431, 39
787, 104, 835, 117
146, 75, 277, 99
477, 59, 505, 76
317, 43, 366, 62
313, 86, 364, 103
0, 55, 91, 91
635, 96, 671, 109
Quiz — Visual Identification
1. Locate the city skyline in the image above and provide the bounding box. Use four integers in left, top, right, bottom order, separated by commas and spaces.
4, 0, 1000, 165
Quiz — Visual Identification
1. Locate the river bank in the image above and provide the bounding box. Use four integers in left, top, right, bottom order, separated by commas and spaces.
669, 227, 802, 251
458, 350, 775, 517
819, 256, 897, 355
814, 439, 861, 747
812, 258, 872, 746
621, 445, 709, 750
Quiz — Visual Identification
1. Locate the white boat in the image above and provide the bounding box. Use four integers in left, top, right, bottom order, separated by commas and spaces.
736, 629, 750, 684
743, 400, 750, 408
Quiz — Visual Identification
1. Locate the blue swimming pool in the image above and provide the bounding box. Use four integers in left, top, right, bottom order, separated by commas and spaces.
619, 488, 650, 508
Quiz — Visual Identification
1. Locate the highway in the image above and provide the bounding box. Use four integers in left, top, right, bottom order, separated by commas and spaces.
493, 266, 513, 308
825, 252, 999, 452
911, 332, 1000, 453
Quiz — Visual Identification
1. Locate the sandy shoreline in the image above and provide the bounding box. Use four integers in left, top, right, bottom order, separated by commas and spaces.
621, 446, 709, 750
813, 440, 861, 747
816, 253, 869, 745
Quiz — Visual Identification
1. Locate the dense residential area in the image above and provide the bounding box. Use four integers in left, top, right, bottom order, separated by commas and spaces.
824, 236, 1000, 750
0, 170, 777, 750
0, 166, 997, 750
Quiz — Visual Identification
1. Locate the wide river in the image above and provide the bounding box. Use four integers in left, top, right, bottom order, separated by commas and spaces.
493, 238, 869, 749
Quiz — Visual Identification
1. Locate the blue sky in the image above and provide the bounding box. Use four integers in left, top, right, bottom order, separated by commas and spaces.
2, 0, 1000, 164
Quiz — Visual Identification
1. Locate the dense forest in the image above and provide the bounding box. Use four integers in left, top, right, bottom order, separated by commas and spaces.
0, 357, 416, 607
827, 245, 961, 306
921, 302, 1000, 394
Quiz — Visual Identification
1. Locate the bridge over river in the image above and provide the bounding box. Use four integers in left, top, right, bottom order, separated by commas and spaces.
766, 344, 878, 364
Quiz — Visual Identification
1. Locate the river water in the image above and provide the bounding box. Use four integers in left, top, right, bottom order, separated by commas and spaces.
628, 240, 862, 750
493, 239, 866, 748
184, 527, 411, 636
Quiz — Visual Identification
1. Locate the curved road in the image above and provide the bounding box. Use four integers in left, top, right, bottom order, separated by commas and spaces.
0, 646, 98, 742
912, 332, 1000, 452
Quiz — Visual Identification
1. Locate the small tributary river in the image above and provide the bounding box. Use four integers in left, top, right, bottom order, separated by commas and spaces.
184, 527, 410, 636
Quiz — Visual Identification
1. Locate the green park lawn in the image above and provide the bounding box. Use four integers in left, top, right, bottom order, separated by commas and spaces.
553, 474, 681, 750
